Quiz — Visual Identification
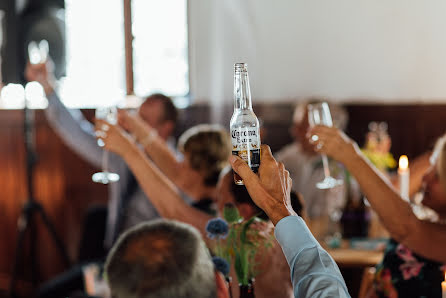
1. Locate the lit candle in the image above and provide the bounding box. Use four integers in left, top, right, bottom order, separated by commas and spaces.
442, 272, 446, 298
398, 155, 410, 201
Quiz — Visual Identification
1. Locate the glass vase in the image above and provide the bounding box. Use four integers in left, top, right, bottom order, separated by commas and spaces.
239, 279, 255, 298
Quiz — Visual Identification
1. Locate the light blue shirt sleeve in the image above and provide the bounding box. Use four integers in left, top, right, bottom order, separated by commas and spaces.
274, 216, 351, 298
45, 92, 107, 169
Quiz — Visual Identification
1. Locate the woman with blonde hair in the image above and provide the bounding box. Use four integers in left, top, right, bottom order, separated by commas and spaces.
310, 126, 446, 297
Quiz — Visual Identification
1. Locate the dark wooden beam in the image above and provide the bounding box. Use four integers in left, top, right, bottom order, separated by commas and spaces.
123, 0, 134, 95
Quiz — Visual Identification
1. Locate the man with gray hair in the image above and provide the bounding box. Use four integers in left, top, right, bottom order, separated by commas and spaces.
105, 219, 229, 298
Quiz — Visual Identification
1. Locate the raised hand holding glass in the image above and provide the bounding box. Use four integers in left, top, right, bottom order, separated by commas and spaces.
92, 107, 120, 184
307, 102, 343, 189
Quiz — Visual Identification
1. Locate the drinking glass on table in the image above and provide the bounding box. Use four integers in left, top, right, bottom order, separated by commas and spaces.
307, 102, 343, 189
92, 107, 120, 184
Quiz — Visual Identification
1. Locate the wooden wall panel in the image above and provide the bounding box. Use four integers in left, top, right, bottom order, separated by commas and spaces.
346, 105, 446, 160
0, 110, 107, 295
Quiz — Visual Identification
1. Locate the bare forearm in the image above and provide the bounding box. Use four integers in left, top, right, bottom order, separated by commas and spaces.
310, 126, 446, 261
349, 155, 446, 261
143, 137, 183, 183
122, 144, 211, 235
142, 136, 201, 196
344, 150, 416, 242
123, 112, 189, 189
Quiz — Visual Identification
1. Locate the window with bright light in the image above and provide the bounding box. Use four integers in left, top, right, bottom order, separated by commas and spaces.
60, 0, 125, 108
132, 0, 189, 98
60, 0, 189, 108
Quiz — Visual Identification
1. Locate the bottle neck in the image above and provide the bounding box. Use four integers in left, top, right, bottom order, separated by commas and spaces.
234, 71, 252, 111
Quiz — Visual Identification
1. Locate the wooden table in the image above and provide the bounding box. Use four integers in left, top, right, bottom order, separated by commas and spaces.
326, 248, 384, 268
325, 247, 384, 297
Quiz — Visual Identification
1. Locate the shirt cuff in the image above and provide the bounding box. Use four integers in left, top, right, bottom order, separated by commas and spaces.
274, 216, 320, 264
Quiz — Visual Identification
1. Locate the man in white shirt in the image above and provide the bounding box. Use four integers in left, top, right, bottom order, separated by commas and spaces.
275, 101, 348, 238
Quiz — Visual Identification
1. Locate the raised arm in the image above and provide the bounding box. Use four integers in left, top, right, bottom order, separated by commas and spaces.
310, 126, 446, 262
118, 111, 203, 196
100, 120, 212, 238
25, 62, 104, 169
230, 145, 350, 298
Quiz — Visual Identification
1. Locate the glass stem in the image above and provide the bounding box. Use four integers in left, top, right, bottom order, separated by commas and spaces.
102, 150, 109, 173
322, 154, 331, 178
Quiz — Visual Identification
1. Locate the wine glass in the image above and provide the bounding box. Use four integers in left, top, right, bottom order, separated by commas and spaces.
28, 40, 49, 65
307, 102, 343, 189
92, 107, 120, 184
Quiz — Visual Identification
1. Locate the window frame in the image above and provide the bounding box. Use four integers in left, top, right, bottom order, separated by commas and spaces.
123, 0, 134, 95
122, 0, 190, 102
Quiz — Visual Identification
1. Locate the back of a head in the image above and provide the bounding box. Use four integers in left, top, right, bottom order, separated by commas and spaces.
105, 219, 216, 298
145, 93, 178, 126
178, 124, 231, 186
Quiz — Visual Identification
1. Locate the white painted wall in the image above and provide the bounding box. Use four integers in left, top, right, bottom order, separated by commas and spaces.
189, 0, 446, 104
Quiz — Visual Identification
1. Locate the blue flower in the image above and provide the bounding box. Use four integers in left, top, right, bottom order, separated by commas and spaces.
206, 218, 229, 239
212, 256, 230, 276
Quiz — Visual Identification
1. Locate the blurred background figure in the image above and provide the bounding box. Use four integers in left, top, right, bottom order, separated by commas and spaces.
309, 125, 446, 298
275, 100, 349, 239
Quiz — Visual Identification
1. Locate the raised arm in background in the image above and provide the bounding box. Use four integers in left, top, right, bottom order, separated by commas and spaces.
100, 120, 212, 237
118, 110, 204, 198
309, 125, 446, 263
25, 62, 104, 169
229, 145, 350, 298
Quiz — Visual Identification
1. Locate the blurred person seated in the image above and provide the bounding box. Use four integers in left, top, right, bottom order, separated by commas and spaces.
105, 219, 229, 298
25, 61, 178, 249
275, 100, 349, 238
100, 121, 295, 298
229, 145, 350, 297
309, 126, 446, 297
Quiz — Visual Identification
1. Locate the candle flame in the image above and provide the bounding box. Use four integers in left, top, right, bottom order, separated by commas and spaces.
399, 155, 409, 170
444, 271, 446, 281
